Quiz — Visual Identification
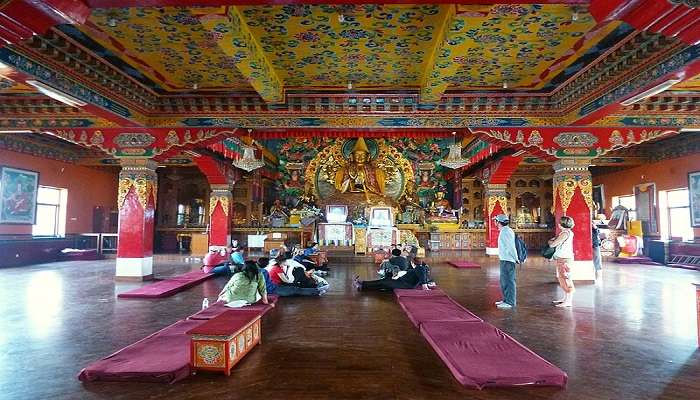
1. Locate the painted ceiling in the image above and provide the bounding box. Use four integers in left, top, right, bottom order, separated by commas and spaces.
673, 73, 700, 91
70, 3, 621, 93
83, 7, 255, 92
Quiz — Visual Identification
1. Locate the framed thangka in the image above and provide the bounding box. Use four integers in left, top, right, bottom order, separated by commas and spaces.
688, 171, 700, 227
0, 166, 39, 224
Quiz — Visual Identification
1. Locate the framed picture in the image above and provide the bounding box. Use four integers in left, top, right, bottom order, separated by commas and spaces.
0, 166, 39, 224
688, 171, 700, 227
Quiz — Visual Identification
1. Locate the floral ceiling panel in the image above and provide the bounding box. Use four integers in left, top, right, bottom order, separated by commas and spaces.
439, 4, 604, 90
83, 7, 255, 92
239, 4, 448, 89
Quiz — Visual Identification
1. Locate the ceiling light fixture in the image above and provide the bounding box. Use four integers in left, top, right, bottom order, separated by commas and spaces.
347, 82, 353, 90
192, 83, 198, 90
440, 132, 470, 170
620, 78, 682, 106
338, 14, 345, 23
26, 80, 87, 107
107, 18, 117, 27
232, 146, 264, 172
571, 11, 579, 21
502, 81, 509, 89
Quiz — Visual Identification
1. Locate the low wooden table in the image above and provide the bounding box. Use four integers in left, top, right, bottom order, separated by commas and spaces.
187, 310, 262, 376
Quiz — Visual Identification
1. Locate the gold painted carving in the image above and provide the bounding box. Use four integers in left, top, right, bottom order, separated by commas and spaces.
487, 196, 507, 216
553, 177, 593, 213
118, 177, 157, 211
209, 195, 230, 216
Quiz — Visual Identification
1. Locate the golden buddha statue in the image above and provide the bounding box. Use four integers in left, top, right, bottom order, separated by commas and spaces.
335, 137, 386, 198
430, 191, 452, 216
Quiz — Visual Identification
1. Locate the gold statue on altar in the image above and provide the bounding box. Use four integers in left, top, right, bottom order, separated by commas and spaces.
430, 191, 454, 217
334, 137, 386, 198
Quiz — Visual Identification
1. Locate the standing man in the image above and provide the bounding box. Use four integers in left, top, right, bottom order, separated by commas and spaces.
494, 214, 518, 309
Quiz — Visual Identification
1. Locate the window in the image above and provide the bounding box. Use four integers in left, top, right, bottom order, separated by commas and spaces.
32, 186, 67, 237
612, 194, 637, 220
659, 189, 693, 241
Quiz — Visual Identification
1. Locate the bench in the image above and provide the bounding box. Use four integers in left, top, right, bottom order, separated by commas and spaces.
186, 310, 262, 376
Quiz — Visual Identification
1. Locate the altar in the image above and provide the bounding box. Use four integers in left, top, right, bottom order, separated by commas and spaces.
318, 205, 354, 246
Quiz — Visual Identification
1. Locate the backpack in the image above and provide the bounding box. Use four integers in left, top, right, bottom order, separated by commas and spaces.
514, 234, 528, 264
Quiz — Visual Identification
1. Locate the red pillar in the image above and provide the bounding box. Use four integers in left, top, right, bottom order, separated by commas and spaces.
484, 183, 508, 256
553, 159, 595, 281
208, 184, 232, 248
115, 159, 157, 280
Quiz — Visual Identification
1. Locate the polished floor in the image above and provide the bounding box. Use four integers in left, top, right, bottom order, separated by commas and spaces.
0, 252, 699, 400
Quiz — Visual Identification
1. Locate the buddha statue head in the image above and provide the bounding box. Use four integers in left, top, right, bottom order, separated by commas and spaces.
435, 191, 445, 200
350, 137, 370, 164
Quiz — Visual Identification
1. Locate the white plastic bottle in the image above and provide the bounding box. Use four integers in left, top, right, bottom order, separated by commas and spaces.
202, 298, 209, 309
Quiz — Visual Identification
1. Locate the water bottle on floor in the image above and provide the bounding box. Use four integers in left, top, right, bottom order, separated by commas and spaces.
202, 298, 209, 309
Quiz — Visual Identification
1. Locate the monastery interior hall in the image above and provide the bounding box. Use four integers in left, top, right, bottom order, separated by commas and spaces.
1, 1, 700, 399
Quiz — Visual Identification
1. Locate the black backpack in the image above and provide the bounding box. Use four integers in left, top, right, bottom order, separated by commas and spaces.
514, 234, 528, 264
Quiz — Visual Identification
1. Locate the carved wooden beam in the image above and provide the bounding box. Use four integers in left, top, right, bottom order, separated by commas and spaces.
0, 0, 89, 47
590, 0, 700, 45
198, 7, 284, 104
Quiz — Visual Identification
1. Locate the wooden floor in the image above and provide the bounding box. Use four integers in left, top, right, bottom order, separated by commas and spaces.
0, 252, 699, 400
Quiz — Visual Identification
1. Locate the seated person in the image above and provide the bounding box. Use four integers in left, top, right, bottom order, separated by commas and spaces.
403, 244, 418, 268
378, 248, 408, 278
218, 260, 272, 306
355, 257, 432, 292
204, 247, 233, 275
230, 246, 245, 267
266, 253, 325, 297
303, 242, 320, 257
256, 257, 276, 295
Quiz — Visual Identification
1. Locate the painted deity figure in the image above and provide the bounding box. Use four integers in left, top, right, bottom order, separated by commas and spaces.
430, 191, 452, 216
335, 137, 386, 197
284, 169, 303, 189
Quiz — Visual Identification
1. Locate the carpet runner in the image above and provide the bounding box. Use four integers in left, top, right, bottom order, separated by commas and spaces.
117, 270, 214, 299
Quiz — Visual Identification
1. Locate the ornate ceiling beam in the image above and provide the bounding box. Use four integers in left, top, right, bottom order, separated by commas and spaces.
590, 0, 700, 46
85, 1, 589, 7
0, 0, 89, 47
38, 128, 238, 158
419, 5, 459, 104
571, 45, 700, 125
468, 126, 680, 159
0, 47, 146, 127
198, 7, 284, 104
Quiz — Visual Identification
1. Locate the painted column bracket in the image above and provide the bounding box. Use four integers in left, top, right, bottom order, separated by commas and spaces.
552, 157, 595, 281
116, 158, 158, 280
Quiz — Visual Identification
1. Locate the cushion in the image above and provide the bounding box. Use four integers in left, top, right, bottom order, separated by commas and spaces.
78, 319, 204, 384
187, 310, 261, 336
398, 296, 481, 328
118, 271, 213, 299
420, 321, 567, 389
394, 288, 448, 299
448, 261, 481, 269
187, 295, 279, 320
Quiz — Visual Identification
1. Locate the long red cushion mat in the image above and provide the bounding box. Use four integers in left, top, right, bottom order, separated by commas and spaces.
420, 321, 567, 389
78, 319, 204, 384
188, 296, 279, 320
448, 261, 481, 269
394, 288, 448, 299
398, 296, 481, 328
117, 271, 213, 299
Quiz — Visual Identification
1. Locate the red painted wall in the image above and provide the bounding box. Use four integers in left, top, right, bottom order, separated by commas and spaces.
593, 154, 700, 238
0, 149, 118, 235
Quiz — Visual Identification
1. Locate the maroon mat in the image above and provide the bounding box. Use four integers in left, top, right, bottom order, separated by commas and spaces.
613, 256, 661, 265
448, 261, 481, 269
187, 296, 279, 320
394, 288, 448, 299
78, 319, 204, 384
187, 310, 261, 336
398, 296, 481, 328
117, 271, 214, 299
420, 321, 567, 390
